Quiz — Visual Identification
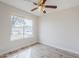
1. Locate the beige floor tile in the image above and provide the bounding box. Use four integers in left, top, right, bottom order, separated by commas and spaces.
1, 44, 79, 58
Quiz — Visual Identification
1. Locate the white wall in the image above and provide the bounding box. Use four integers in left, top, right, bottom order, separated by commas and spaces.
0, 2, 38, 55
39, 6, 79, 54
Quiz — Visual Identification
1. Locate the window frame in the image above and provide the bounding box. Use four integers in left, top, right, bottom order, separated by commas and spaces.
10, 16, 33, 41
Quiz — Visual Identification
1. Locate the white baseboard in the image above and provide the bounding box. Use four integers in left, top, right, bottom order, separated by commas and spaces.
39, 42, 79, 57
0, 41, 38, 56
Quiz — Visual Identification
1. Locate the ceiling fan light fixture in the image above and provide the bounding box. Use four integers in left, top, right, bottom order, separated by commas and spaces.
38, 6, 45, 12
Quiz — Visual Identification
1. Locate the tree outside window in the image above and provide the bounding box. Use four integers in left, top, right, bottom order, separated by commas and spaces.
11, 16, 32, 41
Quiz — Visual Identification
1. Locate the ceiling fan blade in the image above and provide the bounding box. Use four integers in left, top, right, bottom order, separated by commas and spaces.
43, 10, 46, 14
31, 7, 38, 11
42, 0, 47, 4
45, 5, 57, 9
33, 2, 37, 5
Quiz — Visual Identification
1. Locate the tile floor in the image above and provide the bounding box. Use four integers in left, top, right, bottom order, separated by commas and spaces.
0, 43, 79, 58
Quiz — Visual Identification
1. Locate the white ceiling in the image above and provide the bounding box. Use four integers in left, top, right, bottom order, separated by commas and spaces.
0, 0, 79, 16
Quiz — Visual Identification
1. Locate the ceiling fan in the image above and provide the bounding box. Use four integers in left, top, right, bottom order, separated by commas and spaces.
31, 0, 57, 14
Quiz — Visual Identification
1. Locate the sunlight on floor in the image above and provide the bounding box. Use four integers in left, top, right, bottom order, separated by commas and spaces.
5, 44, 79, 58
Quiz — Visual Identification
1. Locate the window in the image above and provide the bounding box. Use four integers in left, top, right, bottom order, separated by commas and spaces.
10, 16, 32, 41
